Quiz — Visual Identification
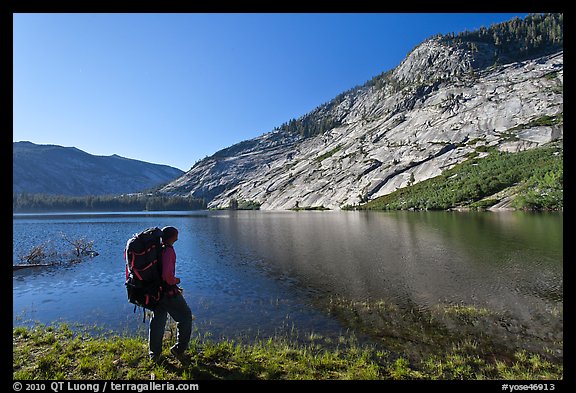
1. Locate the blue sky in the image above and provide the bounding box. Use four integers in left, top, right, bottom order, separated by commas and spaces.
13, 13, 528, 171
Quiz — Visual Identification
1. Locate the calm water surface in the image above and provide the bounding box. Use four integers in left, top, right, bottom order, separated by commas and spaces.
13, 210, 562, 345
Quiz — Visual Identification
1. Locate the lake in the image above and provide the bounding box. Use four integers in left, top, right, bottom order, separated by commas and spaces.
13, 210, 563, 358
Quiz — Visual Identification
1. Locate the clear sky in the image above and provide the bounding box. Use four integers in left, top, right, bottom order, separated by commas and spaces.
13, 13, 528, 171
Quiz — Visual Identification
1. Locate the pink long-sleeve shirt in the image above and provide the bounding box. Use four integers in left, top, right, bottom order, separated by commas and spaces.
161, 245, 179, 286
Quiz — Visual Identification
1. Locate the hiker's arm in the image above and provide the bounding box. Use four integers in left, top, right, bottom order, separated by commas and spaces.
162, 247, 180, 285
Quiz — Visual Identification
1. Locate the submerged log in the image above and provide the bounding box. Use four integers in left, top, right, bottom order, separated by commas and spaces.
13, 263, 55, 271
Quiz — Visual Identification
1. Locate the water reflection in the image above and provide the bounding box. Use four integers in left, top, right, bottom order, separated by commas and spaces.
13, 210, 562, 350
209, 211, 562, 328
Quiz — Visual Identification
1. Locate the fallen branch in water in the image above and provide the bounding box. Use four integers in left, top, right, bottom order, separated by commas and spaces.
13, 263, 55, 271
14, 236, 98, 271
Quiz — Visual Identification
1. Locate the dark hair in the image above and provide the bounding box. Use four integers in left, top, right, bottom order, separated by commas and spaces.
161, 226, 178, 242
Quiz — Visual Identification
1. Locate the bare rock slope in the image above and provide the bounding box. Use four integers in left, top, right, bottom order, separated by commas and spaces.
161, 33, 563, 210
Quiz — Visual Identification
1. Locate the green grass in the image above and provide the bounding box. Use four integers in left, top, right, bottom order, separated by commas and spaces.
13, 311, 562, 380
13, 323, 384, 380
319, 297, 562, 380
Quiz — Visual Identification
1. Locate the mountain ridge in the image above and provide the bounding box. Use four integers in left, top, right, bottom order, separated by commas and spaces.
159, 13, 563, 210
13, 141, 184, 196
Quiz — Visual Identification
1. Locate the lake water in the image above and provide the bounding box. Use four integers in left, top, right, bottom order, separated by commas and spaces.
13, 210, 562, 354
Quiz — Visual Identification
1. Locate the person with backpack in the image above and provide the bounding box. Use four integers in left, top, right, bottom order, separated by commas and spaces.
148, 226, 193, 362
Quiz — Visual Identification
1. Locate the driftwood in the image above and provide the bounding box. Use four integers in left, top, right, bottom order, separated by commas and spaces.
13, 263, 56, 271
16, 235, 98, 270
13, 251, 99, 271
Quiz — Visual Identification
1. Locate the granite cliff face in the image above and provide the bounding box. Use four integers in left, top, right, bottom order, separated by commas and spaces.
161, 33, 563, 210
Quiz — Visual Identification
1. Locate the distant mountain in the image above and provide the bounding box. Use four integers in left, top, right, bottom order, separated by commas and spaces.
13, 141, 184, 196
159, 13, 563, 210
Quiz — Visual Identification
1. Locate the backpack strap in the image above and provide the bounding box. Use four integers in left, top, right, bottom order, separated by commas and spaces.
133, 304, 147, 323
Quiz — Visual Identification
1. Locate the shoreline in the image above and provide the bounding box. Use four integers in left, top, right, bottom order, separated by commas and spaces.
13, 321, 563, 380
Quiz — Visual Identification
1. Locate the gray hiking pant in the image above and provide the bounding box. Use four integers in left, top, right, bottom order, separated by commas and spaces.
148, 293, 193, 358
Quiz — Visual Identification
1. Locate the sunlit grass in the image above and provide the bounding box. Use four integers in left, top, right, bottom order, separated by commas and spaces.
318, 296, 562, 379
13, 320, 562, 380
442, 304, 491, 318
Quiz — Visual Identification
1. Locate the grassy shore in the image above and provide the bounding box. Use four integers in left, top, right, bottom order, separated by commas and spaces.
13, 303, 562, 381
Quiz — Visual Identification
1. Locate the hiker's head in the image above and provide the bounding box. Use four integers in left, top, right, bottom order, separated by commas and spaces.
162, 226, 179, 245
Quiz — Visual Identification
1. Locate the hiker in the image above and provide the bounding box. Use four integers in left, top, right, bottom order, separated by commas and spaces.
148, 226, 193, 362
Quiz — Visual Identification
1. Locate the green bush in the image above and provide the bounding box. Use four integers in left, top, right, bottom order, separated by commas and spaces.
361, 142, 563, 211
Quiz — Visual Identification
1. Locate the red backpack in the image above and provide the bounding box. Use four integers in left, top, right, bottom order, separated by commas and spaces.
124, 227, 164, 318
